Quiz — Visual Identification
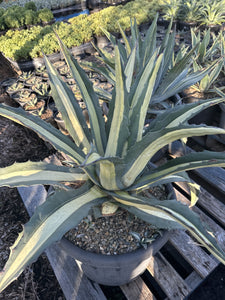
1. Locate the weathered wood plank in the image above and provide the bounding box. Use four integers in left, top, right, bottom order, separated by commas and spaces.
120, 277, 156, 300
197, 188, 225, 227
18, 185, 107, 300
147, 253, 191, 300
46, 244, 106, 300
185, 271, 202, 290
173, 188, 225, 253
169, 230, 218, 277
164, 272, 202, 300
191, 167, 225, 196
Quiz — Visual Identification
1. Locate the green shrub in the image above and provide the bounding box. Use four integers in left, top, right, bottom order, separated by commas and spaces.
3, 6, 27, 28
0, 0, 79, 10
0, 0, 162, 60
0, 8, 5, 17
0, 3, 52, 30
24, 1, 37, 11
0, 17, 6, 30
3, 12, 21, 28
24, 9, 39, 26
38, 8, 54, 23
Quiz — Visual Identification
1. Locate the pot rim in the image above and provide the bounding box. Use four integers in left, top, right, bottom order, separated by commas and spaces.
59, 229, 170, 266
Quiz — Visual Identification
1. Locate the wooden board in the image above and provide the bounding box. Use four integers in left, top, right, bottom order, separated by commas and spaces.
121, 277, 156, 300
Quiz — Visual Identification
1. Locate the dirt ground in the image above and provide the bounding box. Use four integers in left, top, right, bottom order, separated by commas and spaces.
0, 53, 65, 299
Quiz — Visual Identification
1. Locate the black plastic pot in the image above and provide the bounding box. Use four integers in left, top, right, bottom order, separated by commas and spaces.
59, 230, 170, 286
4, 42, 94, 72
182, 91, 220, 126
58, 180, 175, 286
177, 20, 198, 31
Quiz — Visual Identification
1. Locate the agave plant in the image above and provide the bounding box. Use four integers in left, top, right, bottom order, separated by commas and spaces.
190, 28, 224, 93
84, 15, 214, 108
161, 0, 181, 21
0, 36, 225, 292
178, 0, 202, 23
200, 0, 225, 26
191, 28, 221, 65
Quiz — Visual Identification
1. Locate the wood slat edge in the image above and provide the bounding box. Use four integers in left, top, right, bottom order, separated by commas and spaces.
169, 230, 218, 277
147, 253, 191, 300
173, 188, 225, 253
120, 277, 156, 300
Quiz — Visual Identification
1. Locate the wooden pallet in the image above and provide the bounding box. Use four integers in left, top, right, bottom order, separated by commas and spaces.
18, 149, 225, 300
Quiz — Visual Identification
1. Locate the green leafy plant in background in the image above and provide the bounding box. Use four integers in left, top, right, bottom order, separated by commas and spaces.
24, 9, 39, 26
199, 0, 225, 26
160, 0, 181, 21
0, 4, 53, 30
178, 0, 202, 23
85, 16, 214, 109
190, 28, 224, 93
0, 0, 80, 10
0, 34, 225, 292
3, 7, 22, 28
24, 1, 37, 11
0, 0, 161, 60
0, 16, 6, 30
38, 8, 54, 23
160, 0, 225, 25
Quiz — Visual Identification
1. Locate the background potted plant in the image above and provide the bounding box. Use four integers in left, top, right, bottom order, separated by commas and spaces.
178, 0, 202, 27
84, 16, 215, 110
199, 0, 225, 30
0, 33, 225, 291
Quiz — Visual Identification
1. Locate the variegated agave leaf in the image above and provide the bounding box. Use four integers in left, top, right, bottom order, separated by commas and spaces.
0, 105, 85, 164
0, 161, 88, 187
129, 151, 225, 192
1, 33, 225, 293
0, 182, 107, 292
110, 191, 225, 264
89, 16, 211, 108
122, 124, 225, 187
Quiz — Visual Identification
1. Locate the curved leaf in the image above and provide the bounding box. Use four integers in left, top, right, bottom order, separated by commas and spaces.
0, 183, 107, 292
56, 37, 107, 156
123, 125, 225, 187
130, 150, 225, 191
0, 161, 88, 187
149, 97, 225, 131
0, 105, 84, 164
141, 13, 158, 68
118, 22, 131, 57
124, 45, 136, 92
105, 46, 129, 157
129, 53, 163, 145
112, 191, 225, 265
44, 55, 91, 154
